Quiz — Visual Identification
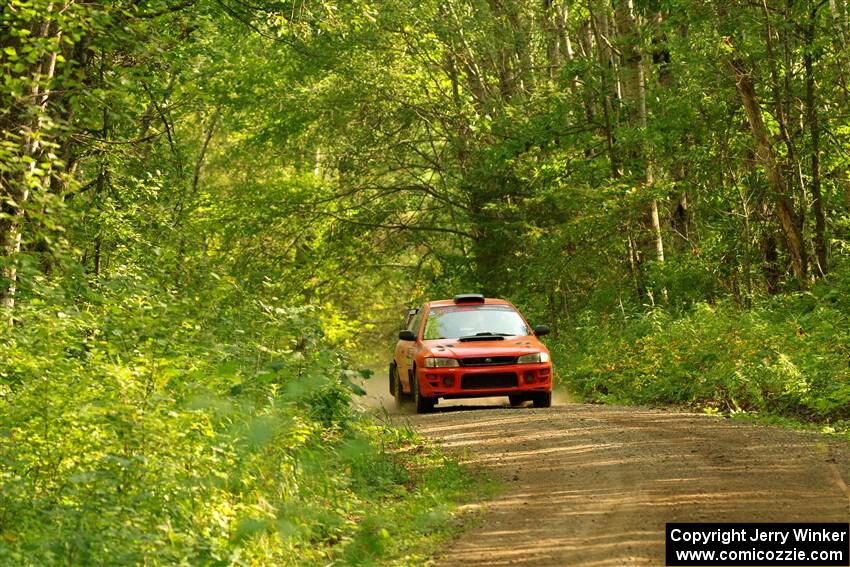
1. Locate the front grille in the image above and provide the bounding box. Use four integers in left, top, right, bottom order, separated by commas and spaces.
459, 356, 517, 367
461, 372, 518, 390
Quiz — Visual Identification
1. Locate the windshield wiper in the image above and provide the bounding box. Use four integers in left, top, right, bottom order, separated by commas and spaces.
475, 332, 511, 336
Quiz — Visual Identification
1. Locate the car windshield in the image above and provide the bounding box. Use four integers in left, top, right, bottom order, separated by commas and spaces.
422, 305, 530, 340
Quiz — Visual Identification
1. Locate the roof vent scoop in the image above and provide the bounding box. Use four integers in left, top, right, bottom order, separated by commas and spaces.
453, 293, 485, 304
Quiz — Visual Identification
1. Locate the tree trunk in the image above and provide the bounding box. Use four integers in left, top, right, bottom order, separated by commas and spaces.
542, 0, 561, 82
726, 49, 807, 282
616, 0, 665, 266
588, 0, 621, 176
1, 6, 62, 321
829, 0, 850, 99
737, 184, 753, 306
556, 2, 577, 91
805, 8, 828, 277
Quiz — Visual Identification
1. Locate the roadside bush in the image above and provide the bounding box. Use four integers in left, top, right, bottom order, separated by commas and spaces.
0, 279, 474, 565
556, 265, 850, 422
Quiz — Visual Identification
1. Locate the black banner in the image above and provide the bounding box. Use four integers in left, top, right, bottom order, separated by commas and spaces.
666, 523, 849, 566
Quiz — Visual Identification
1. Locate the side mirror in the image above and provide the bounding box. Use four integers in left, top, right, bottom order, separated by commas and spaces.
534, 324, 550, 337
398, 329, 416, 341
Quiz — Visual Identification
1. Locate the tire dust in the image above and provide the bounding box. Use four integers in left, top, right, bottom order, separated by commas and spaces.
371, 374, 850, 566
352, 372, 572, 415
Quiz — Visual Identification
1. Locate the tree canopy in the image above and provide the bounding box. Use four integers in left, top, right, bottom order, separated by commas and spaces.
3, 0, 850, 562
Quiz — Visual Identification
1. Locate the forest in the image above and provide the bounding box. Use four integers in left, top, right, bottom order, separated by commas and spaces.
2, 0, 850, 563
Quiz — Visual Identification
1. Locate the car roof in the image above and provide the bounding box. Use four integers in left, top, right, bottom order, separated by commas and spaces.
425, 297, 513, 308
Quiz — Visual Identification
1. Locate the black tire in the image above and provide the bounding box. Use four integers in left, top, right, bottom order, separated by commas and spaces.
412, 367, 436, 413
389, 363, 396, 396
532, 391, 552, 408
392, 365, 408, 409
508, 395, 528, 407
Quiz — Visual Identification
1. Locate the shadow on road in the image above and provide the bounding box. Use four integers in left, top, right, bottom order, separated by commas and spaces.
400, 403, 850, 567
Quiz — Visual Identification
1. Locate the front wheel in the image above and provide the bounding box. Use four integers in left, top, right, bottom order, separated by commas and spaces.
392, 365, 409, 408
508, 395, 529, 407
532, 391, 552, 408
413, 369, 436, 414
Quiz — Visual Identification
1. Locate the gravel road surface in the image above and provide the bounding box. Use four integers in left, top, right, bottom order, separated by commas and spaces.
392, 398, 850, 566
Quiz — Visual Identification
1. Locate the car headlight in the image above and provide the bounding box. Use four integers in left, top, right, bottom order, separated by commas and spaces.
517, 352, 550, 364
424, 357, 459, 368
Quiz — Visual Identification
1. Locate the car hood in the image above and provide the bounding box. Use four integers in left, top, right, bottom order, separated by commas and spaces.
424, 335, 548, 358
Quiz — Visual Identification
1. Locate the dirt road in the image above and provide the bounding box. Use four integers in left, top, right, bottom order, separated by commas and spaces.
393, 399, 850, 566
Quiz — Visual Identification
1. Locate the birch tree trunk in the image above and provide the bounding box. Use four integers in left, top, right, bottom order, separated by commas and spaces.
615, 0, 665, 265
542, 0, 561, 82
589, 0, 621, 177
1, 3, 63, 321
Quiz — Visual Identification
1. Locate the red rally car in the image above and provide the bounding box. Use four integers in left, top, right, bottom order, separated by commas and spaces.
389, 294, 553, 413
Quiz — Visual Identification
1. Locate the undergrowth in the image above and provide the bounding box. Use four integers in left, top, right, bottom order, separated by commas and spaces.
0, 277, 480, 565
555, 264, 850, 426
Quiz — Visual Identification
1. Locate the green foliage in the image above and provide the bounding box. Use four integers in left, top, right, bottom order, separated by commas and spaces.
558, 263, 850, 422
4, 0, 850, 560
0, 279, 478, 565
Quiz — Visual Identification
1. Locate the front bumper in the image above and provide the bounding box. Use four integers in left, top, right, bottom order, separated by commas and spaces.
417, 363, 552, 398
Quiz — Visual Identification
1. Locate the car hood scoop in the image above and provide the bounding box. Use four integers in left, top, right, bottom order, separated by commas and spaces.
457, 335, 506, 342
430, 336, 545, 358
